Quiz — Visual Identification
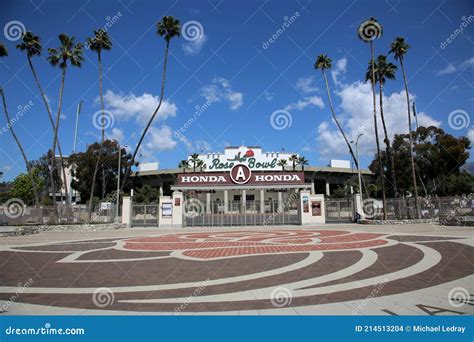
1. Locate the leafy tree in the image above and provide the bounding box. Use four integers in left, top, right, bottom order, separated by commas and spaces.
68, 140, 132, 204
134, 185, 160, 204
28, 150, 62, 198
10, 169, 44, 205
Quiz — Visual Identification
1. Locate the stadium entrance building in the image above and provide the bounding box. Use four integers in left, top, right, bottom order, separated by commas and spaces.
129, 146, 372, 227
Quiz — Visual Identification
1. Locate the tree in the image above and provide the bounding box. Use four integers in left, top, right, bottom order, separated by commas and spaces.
0, 43, 40, 206
178, 160, 189, 173
365, 55, 398, 197
277, 159, 287, 171
289, 154, 299, 171
10, 169, 44, 206
196, 159, 205, 172
190, 153, 200, 172
29, 150, 62, 200
17, 31, 70, 206
389, 36, 420, 218
47, 34, 84, 217
358, 17, 387, 219
86, 29, 113, 210
314, 54, 359, 170
298, 156, 309, 171
68, 140, 132, 204
134, 185, 160, 204
121, 16, 181, 193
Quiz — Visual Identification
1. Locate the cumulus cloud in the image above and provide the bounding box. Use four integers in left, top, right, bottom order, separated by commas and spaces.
284, 95, 324, 111
102, 90, 177, 124
106, 127, 124, 142
316, 80, 440, 159
182, 34, 207, 55
296, 76, 319, 94
437, 56, 474, 75
467, 128, 474, 143
200, 77, 243, 110
331, 57, 347, 87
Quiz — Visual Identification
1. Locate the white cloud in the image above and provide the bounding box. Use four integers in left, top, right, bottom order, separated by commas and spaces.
102, 90, 177, 124
284, 95, 324, 111
106, 127, 124, 142
331, 57, 347, 87
437, 56, 474, 75
200, 77, 243, 110
263, 90, 274, 101
182, 34, 207, 55
296, 76, 319, 94
316, 80, 440, 159
467, 128, 474, 143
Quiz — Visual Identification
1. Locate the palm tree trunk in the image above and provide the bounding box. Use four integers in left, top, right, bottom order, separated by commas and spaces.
370, 41, 387, 219
322, 71, 359, 170
1, 87, 40, 206
89, 144, 101, 222
400, 58, 420, 219
51, 68, 67, 221
27, 56, 70, 210
121, 40, 171, 194
378, 81, 398, 198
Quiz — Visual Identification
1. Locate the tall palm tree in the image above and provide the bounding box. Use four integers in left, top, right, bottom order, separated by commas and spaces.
365, 55, 399, 197
314, 54, 359, 171
0, 43, 40, 206
87, 29, 112, 209
389, 36, 420, 218
197, 159, 205, 172
277, 159, 287, 171
121, 16, 180, 193
17, 31, 70, 207
178, 160, 189, 173
48, 34, 84, 217
358, 17, 387, 219
190, 153, 200, 172
298, 156, 309, 171
289, 154, 299, 171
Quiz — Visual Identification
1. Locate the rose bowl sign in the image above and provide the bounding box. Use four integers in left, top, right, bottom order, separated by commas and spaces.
177, 164, 304, 187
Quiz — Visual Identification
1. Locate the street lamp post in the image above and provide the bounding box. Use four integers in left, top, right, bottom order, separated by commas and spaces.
115, 143, 128, 223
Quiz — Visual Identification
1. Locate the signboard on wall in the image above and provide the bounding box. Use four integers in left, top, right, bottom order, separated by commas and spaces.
162, 203, 172, 217
311, 201, 321, 216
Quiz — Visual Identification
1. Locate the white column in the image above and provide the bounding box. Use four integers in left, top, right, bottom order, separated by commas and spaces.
206, 193, 211, 213
325, 182, 330, 196
242, 189, 246, 213
121, 196, 132, 228
277, 191, 283, 211
311, 180, 315, 195
259, 189, 265, 213
172, 191, 183, 227
224, 190, 228, 213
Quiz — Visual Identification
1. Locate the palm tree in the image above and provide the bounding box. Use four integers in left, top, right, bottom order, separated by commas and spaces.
365, 55, 399, 197
190, 153, 200, 172
314, 54, 359, 171
121, 16, 180, 193
298, 156, 309, 171
0, 43, 40, 206
17, 31, 70, 207
178, 160, 189, 173
48, 34, 84, 217
197, 159, 205, 172
87, 29, 112, 207
389, 36, 420, 218
277, 159, 287, 171
358, 17, 387, 219
289, 154, 299, 171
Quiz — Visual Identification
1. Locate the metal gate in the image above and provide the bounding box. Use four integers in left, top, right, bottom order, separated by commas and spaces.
131, 204, 159, 226
325, 198, 354, 223
184, 200, 300, 227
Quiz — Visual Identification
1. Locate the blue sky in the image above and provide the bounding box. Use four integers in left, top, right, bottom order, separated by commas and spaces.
0, 0, 473, 181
